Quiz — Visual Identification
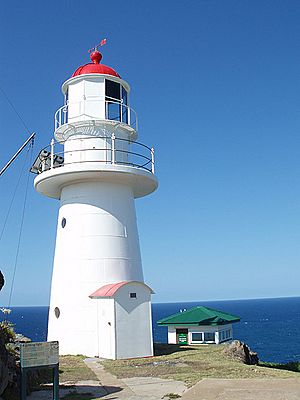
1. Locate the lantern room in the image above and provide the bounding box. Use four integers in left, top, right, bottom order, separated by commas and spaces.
55, 50, 137, 142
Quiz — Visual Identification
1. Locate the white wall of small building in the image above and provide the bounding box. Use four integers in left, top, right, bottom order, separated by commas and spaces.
114, 282, 153, 359
167, 324, 233, 345
168, 327, 177, 344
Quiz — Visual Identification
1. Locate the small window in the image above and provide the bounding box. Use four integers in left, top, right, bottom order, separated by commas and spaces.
204, 332, 215, 342
105, 80, 121, 122
130, 292, 137, 298
106, 80, 121, 101
61, 218, 66, 228
54, 307, 60, 319
191, 332, 203, 342
226, 329, 231, 339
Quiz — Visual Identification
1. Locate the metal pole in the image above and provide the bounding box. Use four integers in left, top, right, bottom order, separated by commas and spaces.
53, 364, 59, 400
20, 368, 27, 400
112, 133, 115, 164
151, 147, 155, 174
0, 132, 35, 176
50, 139, 55, 169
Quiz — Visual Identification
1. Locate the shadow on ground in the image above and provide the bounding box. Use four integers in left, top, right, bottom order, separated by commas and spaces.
154, 343, 194, 356
29, 384, 123, 400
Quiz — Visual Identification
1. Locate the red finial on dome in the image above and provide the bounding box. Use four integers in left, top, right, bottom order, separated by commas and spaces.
90, 50, 102, 64
72, 39, 120, 78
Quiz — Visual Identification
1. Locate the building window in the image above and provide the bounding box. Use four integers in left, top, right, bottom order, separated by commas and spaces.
61, 217, 66, 228
226, 329, 231, 339
130, 292, 137, 298
191, 332, 203, 342
204, 332, 215, 342
220, 329, 232, 342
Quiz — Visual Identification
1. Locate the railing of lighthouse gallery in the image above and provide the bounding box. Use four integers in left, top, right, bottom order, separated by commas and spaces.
55, 98, 138, 131
30, 135, 155, 175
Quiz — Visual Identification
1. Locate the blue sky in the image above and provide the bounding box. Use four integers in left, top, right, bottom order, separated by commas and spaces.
1, 0, 300, 305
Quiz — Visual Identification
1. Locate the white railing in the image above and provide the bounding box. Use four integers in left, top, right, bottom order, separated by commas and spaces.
54, 99, 138, 131
31, 136, 155, 175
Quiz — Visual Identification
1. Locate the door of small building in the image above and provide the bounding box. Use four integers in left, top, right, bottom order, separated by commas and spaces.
176, 328, 188, 344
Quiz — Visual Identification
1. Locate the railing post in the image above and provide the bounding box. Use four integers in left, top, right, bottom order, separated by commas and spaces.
128, 106, 131, 127
50, 139, 55, 169
112, 133, 116, 164
63, 106, 67, 124
151, 147, 155, 174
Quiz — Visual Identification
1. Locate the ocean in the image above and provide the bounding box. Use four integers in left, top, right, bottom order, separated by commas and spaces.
1, 297, 299, 364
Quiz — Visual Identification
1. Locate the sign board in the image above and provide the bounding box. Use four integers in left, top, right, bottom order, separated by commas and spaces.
20, 341, 59, 368
178, 333, 188, 344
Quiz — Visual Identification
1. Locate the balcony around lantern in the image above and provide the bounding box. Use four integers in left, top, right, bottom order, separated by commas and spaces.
31, 135, 155, 175
54, 97, 138, 142
32, 134, 157, 200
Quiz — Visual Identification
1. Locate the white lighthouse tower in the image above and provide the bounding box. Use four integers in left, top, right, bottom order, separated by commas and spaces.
32, 47, 158, 359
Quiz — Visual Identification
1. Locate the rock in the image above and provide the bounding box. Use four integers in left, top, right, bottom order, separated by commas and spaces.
223, 340, 259, 365
14, 333, 31, 343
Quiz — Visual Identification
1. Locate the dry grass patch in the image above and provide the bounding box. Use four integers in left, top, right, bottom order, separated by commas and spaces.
59, 355, 98, 383
102, 344, 300, 387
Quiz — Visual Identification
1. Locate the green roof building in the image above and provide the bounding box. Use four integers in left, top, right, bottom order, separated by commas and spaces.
157, 306, 240, 345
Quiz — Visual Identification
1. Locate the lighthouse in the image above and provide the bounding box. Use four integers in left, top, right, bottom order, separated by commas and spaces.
32, 47, 158, 359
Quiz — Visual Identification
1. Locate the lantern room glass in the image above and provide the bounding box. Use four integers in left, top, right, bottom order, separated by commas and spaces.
105, 79, 128, 124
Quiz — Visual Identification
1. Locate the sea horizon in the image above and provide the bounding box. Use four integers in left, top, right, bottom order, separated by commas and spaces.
3, 294, 300, 308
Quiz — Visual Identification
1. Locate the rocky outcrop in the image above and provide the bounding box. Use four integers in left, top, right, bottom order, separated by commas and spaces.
0, 332, 39, 400
223, 340, 259, 365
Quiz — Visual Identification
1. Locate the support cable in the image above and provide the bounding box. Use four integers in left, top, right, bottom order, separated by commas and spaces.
7, 142, 34, 308
0, 86, 31, 134
0, 146, 31, 243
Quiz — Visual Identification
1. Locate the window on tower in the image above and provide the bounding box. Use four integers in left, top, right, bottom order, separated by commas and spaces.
105, 80, 128, 124
105, 80, 121, 122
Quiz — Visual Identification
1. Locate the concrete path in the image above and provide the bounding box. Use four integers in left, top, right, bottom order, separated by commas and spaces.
182, 378, 300, 400
84, 357, 187, 399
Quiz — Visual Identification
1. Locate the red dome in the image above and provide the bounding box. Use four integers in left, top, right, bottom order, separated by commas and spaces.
72, 50, 120, 78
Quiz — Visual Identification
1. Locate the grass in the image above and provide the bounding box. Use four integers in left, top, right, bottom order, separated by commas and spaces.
101, 343, 300, 387
35, 355, 99, 388
59, 355, 98, 383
